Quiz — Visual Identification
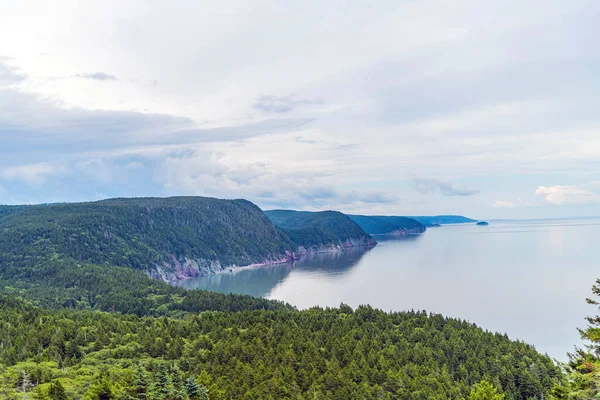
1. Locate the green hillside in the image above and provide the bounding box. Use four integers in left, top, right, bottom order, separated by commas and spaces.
0, 197, 295, 280
0, 295, 561, 399
0, 199, 567, 400
264, 210, 375, 248
410, 215, 476, 226
0, 198, 377, 316
348, 215, 426, 235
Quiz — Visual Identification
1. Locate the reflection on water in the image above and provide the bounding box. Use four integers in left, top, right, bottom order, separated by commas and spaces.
175, 219, 600, 360
174, 245, 372, 297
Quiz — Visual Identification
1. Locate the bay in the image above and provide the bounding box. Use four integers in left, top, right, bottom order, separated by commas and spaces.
176, 219, 600, 360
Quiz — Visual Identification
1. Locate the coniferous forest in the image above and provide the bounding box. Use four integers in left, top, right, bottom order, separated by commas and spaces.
0, 294, 561, 399
0, 197, 597, 399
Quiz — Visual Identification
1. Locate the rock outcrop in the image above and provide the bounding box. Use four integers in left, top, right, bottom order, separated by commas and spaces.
147, 235, 377, 282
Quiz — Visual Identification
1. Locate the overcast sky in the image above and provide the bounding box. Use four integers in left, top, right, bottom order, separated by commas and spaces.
0, 0, 598, 219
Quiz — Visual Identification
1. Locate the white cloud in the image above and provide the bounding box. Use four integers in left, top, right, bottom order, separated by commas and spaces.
157, 148, 402, 211
75, 72, 117, 81
0, 1, 599, 218
493, 200, 516, 209
414, 178, 479, 196
535, 185, 600, 205
0, 162, 61, 186
493, 198, 540, 209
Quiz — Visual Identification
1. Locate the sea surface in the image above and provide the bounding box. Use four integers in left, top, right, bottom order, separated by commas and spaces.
176, 219, 600, 360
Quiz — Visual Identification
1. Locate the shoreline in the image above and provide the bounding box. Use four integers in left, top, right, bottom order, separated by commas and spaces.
164, 241, 377, 283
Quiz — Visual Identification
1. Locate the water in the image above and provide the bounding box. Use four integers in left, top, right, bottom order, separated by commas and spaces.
176, 219, 600, 360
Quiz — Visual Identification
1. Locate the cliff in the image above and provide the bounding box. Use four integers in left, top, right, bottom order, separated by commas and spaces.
0, 198, 376, 282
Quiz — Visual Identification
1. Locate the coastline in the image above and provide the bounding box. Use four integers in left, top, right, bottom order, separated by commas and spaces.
149, 237, 377, 283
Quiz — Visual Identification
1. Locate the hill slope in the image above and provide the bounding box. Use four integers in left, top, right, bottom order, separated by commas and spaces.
411, 215, 477, 226
0, 295, 561, 399
349, 214, 426, 235
0, 197, 296, 281
265, 209, 376, 250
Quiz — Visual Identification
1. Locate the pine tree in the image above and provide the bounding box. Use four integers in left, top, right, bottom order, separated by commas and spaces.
48, 380, 68, 400
170, 365, 187, 400
467, 380, 505, 400
554, 279, 600, 398
185, 377, 201, 400
184, 377, 209, 400
132, 365, 150, 400
151, 364, 174, 400
93, 381, 114, 400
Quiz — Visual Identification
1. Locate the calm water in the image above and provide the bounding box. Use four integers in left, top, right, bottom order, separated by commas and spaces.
176, 219, 600, 360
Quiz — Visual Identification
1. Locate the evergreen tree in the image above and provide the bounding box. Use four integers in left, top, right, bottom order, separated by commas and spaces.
48, 380, 68, 400
554, 279, 600, 398
170, 365, 187, 400
184, 377, 201, 400
467, 380, 505, 400
132, 365, 150, 400
151, 364, 174, 400
89, 381, 114, 400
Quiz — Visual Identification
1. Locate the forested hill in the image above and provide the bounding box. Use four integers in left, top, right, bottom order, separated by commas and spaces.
264, 209, 376, 249
0, 197, 296, 281
0, 294, 561, 399
0, 200, 567, 399
349, 215, 426, 235
411, 215, 477, 226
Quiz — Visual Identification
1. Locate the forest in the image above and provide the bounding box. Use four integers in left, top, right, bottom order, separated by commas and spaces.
264, 209, 374, 248
348, 215, 426, 235
1, 197, 599, 398
0, 198, 295, 275
0, 295, 562, 399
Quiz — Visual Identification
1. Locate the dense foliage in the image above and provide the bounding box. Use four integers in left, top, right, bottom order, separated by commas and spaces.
0, 253, 290, 316
348, 215, 426, 235
0, 295, 560, 399
0, 197, 295, 272
0, 198, 565, 399
264, 210, 374, 247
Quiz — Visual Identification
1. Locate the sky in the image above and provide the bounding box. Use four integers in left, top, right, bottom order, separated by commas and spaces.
0, 0, 599, 219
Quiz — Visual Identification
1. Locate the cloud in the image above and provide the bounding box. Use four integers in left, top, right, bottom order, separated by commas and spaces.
0, 162, 61, 186
414, 178, 480, 196
493, 198, 539, 209
0, 60, 26, 86
253, 95, 323, 113
535, 185, 600, 205
0, 87, 312, 165
493, 200, 516, 209
76, 72, 118, 81
1, 1, 600, 217
158, 148, 401, 210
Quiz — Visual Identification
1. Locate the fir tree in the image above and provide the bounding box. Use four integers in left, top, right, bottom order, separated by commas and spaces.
554, 279, 600, 398
132, 365, 150, 400
467, 380, 505, 400
48, 380, 68, 400
184, 377, 199, 399
170, 365, 187, 400
151, 364, 174, 400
